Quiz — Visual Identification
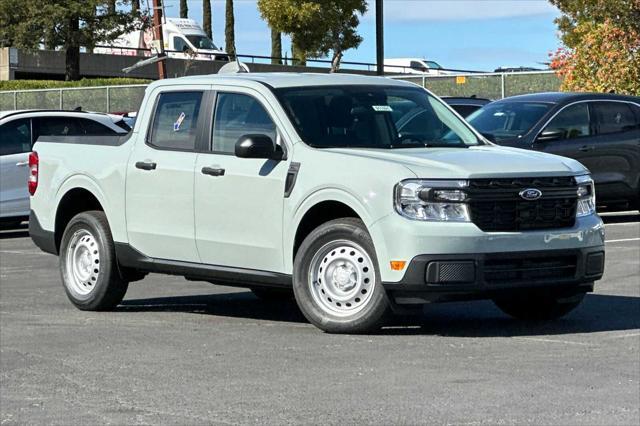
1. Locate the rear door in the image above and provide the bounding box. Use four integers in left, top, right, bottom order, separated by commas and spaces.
588, 101, 640, 202
0, 118, 32, 219
194, 89, 289, 271
125, 88, 207, 262
534, 102, 597, 166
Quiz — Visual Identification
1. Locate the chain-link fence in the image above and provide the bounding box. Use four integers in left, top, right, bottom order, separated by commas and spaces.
390, 71, 562, 100
0, 84, 147, 113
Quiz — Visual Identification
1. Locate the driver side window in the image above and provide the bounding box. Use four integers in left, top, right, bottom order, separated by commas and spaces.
544, 103, 591, 140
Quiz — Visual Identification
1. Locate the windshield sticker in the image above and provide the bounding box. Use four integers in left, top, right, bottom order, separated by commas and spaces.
372, 105, 393, 112
173, 112, 186, 131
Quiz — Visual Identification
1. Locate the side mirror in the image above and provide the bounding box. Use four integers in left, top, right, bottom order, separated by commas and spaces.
536, 129, 563, 142
235, 134, 282, 160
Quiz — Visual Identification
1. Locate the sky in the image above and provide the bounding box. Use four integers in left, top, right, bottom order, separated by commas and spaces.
157, 0, 562, 72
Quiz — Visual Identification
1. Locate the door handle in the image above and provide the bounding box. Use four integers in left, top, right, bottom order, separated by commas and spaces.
201, 166, 225, 177
15, 161, 28, 167
578, 145, 594, 152
135, 161, 157, 171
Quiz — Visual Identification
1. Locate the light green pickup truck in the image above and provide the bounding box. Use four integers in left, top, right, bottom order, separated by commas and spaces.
29, 73, 605, 333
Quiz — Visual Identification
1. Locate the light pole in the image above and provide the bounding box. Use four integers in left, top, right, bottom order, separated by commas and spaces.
152, 0, 167, 79
376, 0, 384, 75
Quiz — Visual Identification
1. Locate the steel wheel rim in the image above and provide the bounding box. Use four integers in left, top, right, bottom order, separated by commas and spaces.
65, 229, 101, 296
308, 240, 376, 317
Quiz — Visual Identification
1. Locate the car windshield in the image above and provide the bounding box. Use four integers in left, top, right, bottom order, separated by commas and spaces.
466, 101, 553, 142
276, 85, 481, 149
186, 35, 217, 50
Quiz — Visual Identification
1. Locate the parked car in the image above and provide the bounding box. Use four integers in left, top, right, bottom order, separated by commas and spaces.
0, 110, 130, 227
442, 96, 491, 117
384, 58, 454, 75
29, 74, 604, 333
467, 92, 640, 210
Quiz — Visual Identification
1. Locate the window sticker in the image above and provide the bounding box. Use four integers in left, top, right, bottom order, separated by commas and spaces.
173, 112, 186, 131
372, 105, 393, 112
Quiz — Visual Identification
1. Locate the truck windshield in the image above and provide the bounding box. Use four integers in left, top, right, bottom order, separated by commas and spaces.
466, 101, 553, 142
186, 35, 218, 50
276, 85, 481, 149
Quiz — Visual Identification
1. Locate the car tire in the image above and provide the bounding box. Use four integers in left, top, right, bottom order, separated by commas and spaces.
293, 218, 390, 333
493, 292, 586, 320
59, 210, 128, 311
250, 287, 294, 301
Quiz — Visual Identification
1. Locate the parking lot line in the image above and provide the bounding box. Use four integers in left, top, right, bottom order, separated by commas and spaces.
606, 238, 640, 243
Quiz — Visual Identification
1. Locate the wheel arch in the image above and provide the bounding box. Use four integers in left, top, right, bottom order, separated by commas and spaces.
285, 188, 388, 273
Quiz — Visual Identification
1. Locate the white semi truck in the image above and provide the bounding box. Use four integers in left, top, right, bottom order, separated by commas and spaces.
95, 18, 229, 61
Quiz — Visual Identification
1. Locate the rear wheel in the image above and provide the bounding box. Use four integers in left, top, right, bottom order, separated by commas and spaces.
293, 218, 389, 333
493, 292, 586, 320
59, 211, 128, 310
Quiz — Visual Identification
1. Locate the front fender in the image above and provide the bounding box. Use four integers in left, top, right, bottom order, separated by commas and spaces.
283, 187, 390, 274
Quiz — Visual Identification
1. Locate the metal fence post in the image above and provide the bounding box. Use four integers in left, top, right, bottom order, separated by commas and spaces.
59, 89, 63, 109
106, 86, 110, 113
422, 75, 426, 88
501, 74, 505, 99
13, 91, 17, 110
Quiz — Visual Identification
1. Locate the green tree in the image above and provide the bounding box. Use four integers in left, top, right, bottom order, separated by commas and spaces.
549, 0, 640, 94
550, 0, 640, 47
203, 0, 212, 39
180, 0, 188, 18
257, 0, 367, 71
0, 0, 141, 81
225, 0, 236, 57
271, 27, 282, 64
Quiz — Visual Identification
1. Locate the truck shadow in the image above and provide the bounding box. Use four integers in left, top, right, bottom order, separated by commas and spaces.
119, 292, 640, 337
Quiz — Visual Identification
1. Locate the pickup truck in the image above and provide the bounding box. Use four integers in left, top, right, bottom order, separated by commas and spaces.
29, 73, 605, 333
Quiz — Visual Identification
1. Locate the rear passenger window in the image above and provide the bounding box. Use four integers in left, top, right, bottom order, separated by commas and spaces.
0, 118, 32, 156
212, 93, 276, 153
149, 91, 203, 150
79, 118, 119, 135
544, 103, 591, 140
593, 102, 639, 135
37, 117, 83, 137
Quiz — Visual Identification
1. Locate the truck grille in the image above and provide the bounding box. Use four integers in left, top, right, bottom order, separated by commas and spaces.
484, 253, 578, 284
467, 177, 578, 232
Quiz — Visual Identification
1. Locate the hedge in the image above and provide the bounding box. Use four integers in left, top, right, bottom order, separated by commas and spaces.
0, 78, 151, 91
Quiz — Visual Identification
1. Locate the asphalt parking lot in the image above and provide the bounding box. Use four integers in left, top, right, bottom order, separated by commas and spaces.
1, 212, 638, 425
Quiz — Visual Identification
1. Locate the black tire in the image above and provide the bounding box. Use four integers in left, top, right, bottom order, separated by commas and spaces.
293, 218, 390, 333
59, 210, 128, 311
493, 292, 586, 320
250, 287, 294, 301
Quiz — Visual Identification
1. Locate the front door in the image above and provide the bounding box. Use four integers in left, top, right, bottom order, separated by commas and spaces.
0, 118, 32, 219
194, 91, 289, 272
126, 89, 206, 262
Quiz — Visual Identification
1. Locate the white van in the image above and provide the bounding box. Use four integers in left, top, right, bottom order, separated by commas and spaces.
384, 58, 454, 75
95, 18, 228, 61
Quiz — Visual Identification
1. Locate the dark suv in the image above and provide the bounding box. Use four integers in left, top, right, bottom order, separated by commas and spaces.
467, 92, 640, 210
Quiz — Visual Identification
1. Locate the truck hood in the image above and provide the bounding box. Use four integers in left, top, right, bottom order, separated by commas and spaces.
324, 145, 587, 179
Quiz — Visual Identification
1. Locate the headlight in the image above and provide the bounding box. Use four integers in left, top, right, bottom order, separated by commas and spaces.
575, 174, 596, 217
394, 180, 470, 221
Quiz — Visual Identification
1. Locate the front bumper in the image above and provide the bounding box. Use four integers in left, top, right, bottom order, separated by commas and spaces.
383, 246, 604, 305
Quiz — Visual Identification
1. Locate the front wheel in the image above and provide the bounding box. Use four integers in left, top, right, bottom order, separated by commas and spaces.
59, 211, 128, 310
493, 292, 586, 320
293, 218, 389, 333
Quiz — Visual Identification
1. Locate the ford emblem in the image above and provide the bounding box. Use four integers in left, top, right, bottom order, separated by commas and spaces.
519, 188, 542, 201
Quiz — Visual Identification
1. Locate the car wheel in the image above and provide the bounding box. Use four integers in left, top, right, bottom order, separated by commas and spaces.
59, 210, 128, 310
293, 218, 390, 333
493, 292, 586, 320
250, 287, 294, 301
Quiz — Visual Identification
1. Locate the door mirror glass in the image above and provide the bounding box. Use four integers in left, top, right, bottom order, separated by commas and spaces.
536, 129, 564, 142
235, 134, 281, 160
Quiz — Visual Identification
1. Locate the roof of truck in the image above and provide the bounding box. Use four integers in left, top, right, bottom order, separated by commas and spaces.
148, 72, 416, 90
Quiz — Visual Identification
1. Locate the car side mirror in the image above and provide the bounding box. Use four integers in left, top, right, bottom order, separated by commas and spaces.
536, 129, 563, 142
235, 134, 282, 160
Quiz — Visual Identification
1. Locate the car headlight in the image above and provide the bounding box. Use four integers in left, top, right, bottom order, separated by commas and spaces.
394, 179, 470, 221
575, 174, 596, 217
